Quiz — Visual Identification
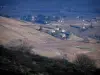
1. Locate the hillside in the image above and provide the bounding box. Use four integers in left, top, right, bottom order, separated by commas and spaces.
0, 16, 100, 67
1, 45, 99, 75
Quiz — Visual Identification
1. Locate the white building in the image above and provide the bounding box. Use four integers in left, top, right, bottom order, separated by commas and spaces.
32, 16, 35, 21
82, 26, 86, 29
61, 29, 66, 33
51, 30, 56, 33
55, 27, 60, 31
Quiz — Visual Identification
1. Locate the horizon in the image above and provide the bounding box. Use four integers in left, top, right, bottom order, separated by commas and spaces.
0, 0, 100, 18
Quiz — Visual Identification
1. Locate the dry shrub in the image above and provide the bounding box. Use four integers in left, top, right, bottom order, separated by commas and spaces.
74, 54, 96, 72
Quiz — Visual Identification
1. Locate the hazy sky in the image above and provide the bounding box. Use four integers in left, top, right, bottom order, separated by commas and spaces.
0, 0, 100, 17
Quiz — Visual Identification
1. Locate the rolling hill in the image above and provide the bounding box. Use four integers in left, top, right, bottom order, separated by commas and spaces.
0, 16, 100, 67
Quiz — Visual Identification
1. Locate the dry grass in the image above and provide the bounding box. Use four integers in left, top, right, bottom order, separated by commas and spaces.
0, 17, 100, 67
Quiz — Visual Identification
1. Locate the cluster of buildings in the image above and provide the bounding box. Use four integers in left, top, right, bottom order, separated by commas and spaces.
38, 25, 70, 40
47, 26, 70, 40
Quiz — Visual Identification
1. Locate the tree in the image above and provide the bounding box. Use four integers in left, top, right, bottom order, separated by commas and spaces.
74, 54, 96, 74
